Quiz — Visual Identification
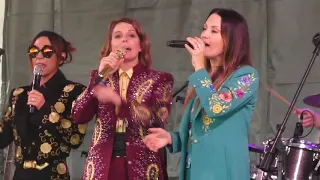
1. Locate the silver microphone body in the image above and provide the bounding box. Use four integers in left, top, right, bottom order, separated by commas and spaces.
30, 64, 43, 113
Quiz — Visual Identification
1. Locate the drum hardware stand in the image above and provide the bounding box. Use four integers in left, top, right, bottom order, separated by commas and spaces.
80, 151, 88, 158
173, 81, 188, 98
259, 32, 320, 174
173, 81, 189, 102
175, 96, 186, 104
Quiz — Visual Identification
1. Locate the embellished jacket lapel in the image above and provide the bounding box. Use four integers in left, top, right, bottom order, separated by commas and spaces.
180, 98, 194, 142
14, 88, 29, 117
110, 72, 120, 94
13, 87, 33, 148
125, 63, 147, 102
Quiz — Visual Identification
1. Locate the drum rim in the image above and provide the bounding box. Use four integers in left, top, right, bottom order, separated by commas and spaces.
285, 139, 320, 151
263, 138, 320, 151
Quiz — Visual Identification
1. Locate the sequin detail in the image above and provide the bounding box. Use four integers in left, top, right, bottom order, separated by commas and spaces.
72, 69, 173, 180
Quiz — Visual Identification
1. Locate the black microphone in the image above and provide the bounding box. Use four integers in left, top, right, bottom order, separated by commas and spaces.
167, 40, 193, 49
292, 112, 304, 142
29, 64, 43, 113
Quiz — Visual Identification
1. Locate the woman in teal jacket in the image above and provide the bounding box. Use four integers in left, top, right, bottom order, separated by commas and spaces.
143, 8, 259, 180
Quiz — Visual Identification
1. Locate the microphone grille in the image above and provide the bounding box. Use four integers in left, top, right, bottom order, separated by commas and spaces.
115, 49, 127, 58
33, 64, 43, 75
166, 41, 173, 46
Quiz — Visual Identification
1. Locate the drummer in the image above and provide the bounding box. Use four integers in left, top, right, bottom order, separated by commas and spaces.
294, 108, 320, 128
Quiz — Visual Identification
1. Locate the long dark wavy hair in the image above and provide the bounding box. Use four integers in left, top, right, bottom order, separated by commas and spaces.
184, 8, 252, 108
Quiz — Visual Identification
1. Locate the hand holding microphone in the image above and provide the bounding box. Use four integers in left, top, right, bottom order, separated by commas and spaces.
167, 37, 206, 71
167, 40, 193, 49
184, 37, 206, 71
28, 64, 44, 113
27, 90, 45, 111
98, 49, 126, 79
94, 49, 126, 105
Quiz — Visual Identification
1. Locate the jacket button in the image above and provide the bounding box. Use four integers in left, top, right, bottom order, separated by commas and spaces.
126, 142, 130, 146
128, 161, 132, 164
193, 139, 198, 144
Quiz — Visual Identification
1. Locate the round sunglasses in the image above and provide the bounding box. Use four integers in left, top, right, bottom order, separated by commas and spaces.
28, 45, 55, 59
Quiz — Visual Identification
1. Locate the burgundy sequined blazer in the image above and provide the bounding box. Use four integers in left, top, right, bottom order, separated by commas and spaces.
72, 63, 174, 180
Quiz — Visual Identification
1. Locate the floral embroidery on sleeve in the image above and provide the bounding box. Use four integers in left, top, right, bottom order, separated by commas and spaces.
200, 78, 216, 92
230, 73, 256, 99
208, 73, 257, 114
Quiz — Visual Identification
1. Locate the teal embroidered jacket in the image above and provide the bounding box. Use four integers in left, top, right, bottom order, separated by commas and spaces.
169, 66, 259, 180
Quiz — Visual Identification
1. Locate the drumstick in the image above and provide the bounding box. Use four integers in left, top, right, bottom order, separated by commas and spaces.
265, 87, 298, 111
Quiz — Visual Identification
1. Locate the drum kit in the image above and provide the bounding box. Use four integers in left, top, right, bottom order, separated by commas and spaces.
248, 32, 320, 180
249, 94, 320, 180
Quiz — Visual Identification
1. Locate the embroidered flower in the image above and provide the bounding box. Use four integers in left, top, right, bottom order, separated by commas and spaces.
200, 79, 212, 88
209, 84, 216, 92
199, 72, 257, 134
63, 84, 75, 92
13, 88, 24, 96
236, 89, 244, 98
203, 115, 212, 125
202, 114, 214, 132
219, 92, 232, 102
229, 73, 256, 99
200, 78, 216, 92
4, 107, 11, 118
212, 104, 223, 114
241, 75, 251, 84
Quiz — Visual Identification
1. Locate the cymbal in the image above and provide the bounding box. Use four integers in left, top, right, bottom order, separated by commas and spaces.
303, 94, 320, 108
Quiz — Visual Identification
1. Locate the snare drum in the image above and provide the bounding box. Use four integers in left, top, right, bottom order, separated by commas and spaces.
282, 139, 320, 180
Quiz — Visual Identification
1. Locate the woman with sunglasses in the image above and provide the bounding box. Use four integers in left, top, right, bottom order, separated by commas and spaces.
72, 17, 174, 180
0, 30, 87, 180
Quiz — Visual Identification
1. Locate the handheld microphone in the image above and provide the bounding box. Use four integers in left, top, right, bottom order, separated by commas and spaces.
167, 40, 193, 49
97, 49, 126, 82
30, 64, 43, 113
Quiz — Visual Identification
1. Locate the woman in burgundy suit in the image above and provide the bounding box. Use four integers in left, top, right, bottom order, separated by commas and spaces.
72, 17, 174, 180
